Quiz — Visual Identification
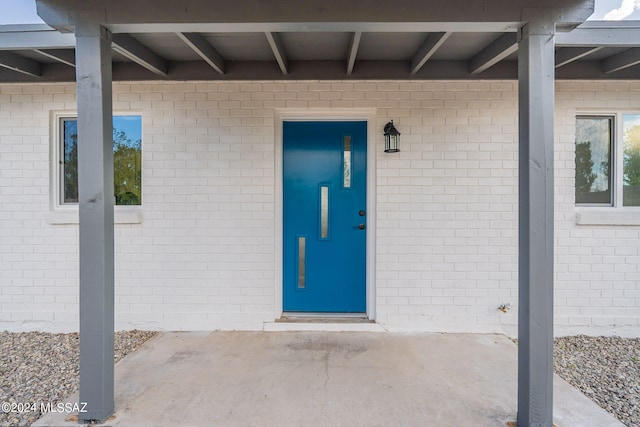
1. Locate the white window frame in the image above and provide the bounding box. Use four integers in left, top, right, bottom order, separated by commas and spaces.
47, 111, 143, 225
575, 111, 640, 226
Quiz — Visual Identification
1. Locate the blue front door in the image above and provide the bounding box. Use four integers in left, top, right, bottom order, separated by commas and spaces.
283, 121, 367, 313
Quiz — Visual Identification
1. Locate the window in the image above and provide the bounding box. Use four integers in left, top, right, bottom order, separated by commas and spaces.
575, 116, 613, 205
60, 115, 142, 206
575, 114, 640, 208
623, 114, 640, 207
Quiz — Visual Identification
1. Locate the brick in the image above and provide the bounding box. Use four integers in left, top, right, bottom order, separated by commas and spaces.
0, 80, 638, 334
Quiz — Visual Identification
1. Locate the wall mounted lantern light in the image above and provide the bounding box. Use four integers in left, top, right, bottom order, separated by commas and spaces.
384, 120, 400, 153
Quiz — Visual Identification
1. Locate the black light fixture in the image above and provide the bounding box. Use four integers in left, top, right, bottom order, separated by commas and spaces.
384, 120, 400, 153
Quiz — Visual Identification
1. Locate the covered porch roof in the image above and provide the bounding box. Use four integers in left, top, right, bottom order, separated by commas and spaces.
0, 2, 638, 82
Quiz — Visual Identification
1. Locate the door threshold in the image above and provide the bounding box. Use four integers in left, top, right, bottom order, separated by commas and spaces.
265, 314, 384, 332
263, 312, 387, 332
278, 313, 372, 323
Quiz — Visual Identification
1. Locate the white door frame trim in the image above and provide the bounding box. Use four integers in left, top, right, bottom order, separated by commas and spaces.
274, 109, 377, 320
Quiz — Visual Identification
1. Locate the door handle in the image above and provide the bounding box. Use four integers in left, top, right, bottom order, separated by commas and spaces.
358, 224, 366, 230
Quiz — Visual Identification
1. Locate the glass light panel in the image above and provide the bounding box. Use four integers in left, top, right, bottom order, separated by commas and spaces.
320, 186, 329, 239
343, 135, 352, 188
297, 236, 306, 289
623, 114, 640, 206
575, 117, 613, 205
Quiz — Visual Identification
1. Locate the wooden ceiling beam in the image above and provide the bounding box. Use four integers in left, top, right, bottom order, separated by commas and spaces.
177, 32, 225, 74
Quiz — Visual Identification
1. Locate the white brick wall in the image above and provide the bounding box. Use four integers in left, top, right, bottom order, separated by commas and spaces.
1, 80, 639, 336
374, 81, 519, 335
555, 81, 640, 337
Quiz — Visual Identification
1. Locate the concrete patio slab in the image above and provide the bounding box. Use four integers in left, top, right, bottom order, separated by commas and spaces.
35, 332, 623, 427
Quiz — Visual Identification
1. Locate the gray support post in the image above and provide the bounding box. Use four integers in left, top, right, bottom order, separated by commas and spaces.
517, 19, 556, 427
75, 21, 114, 424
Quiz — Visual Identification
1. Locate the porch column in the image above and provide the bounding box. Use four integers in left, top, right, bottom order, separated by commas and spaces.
517, 18, 556, 427
75, 21, 115, 423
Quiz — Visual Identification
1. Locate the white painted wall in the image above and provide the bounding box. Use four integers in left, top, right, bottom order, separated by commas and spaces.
0, 80, 638, 336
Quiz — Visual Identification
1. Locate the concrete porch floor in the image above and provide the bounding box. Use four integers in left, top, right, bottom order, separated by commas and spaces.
35, 332, 623, 427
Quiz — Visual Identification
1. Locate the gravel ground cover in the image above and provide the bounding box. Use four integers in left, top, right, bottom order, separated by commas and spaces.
554, 336, 640, 427
0, 330, 156, 427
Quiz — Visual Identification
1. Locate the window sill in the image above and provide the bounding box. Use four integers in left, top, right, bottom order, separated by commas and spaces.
46, 208, 143, 225
575, 208, 640, 226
